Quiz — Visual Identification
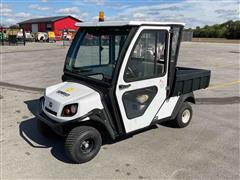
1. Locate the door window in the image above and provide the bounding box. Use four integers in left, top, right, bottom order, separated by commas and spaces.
124, 30, 168, 82
170, 27, 180, 61
122, 86, 157, 119
168, 27, 181, 96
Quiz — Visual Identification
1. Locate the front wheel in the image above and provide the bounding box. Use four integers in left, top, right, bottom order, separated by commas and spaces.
65, 126, 102, 163
174, 102, 192, 128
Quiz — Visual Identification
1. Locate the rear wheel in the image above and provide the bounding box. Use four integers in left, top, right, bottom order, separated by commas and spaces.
174, 102, 192, 128
65, 126, 102, 163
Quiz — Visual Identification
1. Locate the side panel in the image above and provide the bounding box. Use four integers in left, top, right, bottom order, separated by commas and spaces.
21, 23, 32, 32
54, 17, 80, 31
53, 17, 80, 39
38, 22, 46, 32
155, 96, 179, 120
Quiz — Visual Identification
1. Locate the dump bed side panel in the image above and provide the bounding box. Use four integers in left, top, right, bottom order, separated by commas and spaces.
171, 67, 211, 97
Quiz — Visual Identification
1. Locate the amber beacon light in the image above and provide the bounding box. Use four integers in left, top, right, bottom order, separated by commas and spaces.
99, 11, 104, 22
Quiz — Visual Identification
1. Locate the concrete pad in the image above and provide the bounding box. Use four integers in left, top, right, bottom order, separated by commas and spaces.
0, 87, 239, 179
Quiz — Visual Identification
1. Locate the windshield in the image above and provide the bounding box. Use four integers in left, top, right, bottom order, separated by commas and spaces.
65, 27, 133, 83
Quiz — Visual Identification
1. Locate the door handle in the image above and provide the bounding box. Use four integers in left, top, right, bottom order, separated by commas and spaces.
119, 84, 131, 90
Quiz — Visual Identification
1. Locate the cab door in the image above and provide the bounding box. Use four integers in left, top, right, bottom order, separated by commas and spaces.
115, 26, 170, 133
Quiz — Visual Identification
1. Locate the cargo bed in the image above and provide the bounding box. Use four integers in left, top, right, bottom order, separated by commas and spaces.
172, 67, 211, 96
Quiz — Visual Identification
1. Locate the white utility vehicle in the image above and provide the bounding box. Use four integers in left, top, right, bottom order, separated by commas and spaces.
37, 21, 211, 163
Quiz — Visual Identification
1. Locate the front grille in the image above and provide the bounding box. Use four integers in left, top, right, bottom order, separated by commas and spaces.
45, 107, 57, 116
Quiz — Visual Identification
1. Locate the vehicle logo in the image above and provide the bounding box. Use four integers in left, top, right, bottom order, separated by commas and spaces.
56, 90, 70, 97
49, 102, 53, 108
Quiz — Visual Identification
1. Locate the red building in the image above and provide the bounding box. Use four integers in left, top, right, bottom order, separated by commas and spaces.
18, 16, 82, 39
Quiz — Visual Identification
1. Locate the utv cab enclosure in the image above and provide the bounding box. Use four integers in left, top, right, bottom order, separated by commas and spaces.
37, 21, 211, 163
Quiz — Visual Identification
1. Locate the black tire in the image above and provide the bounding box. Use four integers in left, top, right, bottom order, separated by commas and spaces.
37, 119, 56, 138
174, 102, 192, 128
65, 126, 102, 163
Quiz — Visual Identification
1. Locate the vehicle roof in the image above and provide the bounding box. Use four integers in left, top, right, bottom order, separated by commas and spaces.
75, 21, 185, 27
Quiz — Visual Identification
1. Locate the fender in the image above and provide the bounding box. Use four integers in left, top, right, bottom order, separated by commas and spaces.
38, 97, 116, 139
87, 109, 117, 140
171, 92, 195, 120
59, 108, 117, 139
59, 108, 117, 140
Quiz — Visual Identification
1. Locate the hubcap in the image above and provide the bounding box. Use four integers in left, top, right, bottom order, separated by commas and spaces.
182, 109, 191, 123
80, 139, 94, 153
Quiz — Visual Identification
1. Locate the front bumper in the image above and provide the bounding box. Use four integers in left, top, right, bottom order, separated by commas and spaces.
37, 97, 90, 136
36, 111, 66, 136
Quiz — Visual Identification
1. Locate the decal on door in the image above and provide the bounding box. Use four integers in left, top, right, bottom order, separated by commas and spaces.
159, 79, 165, 88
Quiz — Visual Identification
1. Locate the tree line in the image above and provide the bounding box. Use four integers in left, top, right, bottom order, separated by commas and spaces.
185, 20, 240, 39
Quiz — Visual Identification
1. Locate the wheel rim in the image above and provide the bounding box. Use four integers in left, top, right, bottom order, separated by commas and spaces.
80, 138, 95, 154
182, 109, 191, 123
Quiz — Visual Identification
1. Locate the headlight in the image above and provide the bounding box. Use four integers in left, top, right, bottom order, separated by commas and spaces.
61, 104, 78, 117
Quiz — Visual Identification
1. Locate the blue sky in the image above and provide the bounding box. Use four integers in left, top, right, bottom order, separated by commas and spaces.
1, 0, 239, 28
